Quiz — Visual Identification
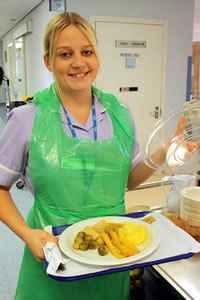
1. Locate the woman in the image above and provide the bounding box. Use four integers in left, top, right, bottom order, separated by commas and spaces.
0, 12, 165, 300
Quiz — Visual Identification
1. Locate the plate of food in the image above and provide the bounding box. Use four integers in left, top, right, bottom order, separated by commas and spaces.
59, 216, 160, 266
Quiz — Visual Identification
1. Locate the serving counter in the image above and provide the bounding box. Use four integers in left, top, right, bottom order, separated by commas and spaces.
151, 252, 200, 300
142, 206, 200, 300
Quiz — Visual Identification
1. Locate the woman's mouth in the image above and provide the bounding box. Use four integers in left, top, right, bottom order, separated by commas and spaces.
69, 71, 89, 78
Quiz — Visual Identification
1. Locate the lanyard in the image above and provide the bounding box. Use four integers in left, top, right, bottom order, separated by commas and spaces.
61, 95, 97, 141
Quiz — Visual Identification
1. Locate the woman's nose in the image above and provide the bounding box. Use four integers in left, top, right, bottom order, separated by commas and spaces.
71, 54, 86, 68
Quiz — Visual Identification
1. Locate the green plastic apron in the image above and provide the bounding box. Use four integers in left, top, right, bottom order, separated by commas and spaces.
14, 84, 135, 300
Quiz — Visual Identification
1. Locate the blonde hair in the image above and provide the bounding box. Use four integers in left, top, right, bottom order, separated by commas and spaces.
43, 12, 99, 69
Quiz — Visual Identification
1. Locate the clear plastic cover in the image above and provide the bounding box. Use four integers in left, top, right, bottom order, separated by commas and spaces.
144, 101, 200, 174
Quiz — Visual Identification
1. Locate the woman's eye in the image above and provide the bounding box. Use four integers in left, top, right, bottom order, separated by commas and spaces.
82, 50, 93, 56
60, 52, 71, 58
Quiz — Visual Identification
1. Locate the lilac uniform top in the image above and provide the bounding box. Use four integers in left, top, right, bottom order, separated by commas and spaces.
0, 95, 143, 195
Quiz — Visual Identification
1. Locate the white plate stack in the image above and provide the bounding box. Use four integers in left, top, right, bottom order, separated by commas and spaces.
180, 186, 200, 227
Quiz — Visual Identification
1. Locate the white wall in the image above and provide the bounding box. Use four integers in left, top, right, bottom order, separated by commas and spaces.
193, 0, 200, 42
1, 0, 195, 115
2, 1, 57, 95
193, 32, 200, 41
193, 26, 200, 42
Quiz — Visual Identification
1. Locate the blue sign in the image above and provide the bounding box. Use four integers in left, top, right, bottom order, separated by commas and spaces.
126, 57, 136, 69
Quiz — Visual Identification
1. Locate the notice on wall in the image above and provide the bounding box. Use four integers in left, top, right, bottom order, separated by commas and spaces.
115, 40, 146, 48
126, 57, 136, 68
120, 53, 140, 58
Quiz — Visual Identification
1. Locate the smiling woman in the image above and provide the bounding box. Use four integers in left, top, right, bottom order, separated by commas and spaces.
43, 12, 99, 70
0, 11, 161, 300
44, 24, 99, 106
43, 12, 100, 125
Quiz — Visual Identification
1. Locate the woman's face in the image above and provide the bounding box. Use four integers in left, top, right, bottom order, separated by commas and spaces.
45, 24, 99, 94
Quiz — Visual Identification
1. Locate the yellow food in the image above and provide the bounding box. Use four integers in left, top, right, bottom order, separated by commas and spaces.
75, 236, 83, 244
100, 232, 126, 259
120, 238, 140, 254
73, 242, 80, 250
107, 222, 123, 227
92, 220, 109, 233
82, 226, 100, 239
109, 230, 134, 256
84, 234, 93, 241
73, 220, 148, 259
118, 222, 148, 245
142, 216, 156, 224
95, 236, 105, 246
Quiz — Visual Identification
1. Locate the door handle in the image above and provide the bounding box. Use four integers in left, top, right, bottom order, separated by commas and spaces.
149, 106, 161, 119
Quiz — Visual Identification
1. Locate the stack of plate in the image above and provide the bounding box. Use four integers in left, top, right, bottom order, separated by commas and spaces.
180, 186, 200, 227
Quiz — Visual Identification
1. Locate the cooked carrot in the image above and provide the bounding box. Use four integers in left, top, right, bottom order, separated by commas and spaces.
107, 222, 123, 227
100, 232, 126, 259
120, 238, 140, 254
109, 230, 134, 256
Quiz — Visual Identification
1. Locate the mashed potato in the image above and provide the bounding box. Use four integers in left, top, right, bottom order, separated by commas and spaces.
118, 222, 148, 245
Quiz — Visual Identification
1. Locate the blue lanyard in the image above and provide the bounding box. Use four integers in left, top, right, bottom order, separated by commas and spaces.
61, 95, 97, 141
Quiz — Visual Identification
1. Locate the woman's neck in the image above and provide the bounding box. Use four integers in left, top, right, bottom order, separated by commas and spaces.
58, 87, 92, 109
58, 87, 93, 126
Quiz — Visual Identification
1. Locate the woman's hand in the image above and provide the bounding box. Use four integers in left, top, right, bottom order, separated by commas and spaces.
164, 116, 198, 157
0, 187, 59, 262
24, 229, 59, 262
127, 116, 192, 190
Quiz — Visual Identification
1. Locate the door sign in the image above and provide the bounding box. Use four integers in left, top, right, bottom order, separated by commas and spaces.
116, 40, 146, 48
126, 57, 136, 68
120, 53, 140, 57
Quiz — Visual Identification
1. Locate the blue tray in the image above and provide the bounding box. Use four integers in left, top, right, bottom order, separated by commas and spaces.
46, 212, 194, 281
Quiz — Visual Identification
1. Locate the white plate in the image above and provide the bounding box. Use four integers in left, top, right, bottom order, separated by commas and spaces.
180, 201, 200, 213
181, 187, 200, 206
180, 213, 200, 227
59, 216, 160, 267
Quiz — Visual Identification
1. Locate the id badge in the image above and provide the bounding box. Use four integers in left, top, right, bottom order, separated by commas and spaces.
61, 157, 95, 170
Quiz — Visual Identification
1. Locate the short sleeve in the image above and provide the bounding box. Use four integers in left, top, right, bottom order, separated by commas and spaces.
0, 104, 36, 186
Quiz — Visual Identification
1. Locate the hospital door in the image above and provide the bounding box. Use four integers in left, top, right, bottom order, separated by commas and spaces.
91, 17, 167, 154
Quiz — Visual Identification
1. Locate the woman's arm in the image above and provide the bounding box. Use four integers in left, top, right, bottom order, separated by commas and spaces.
127, 117, 188, 190
127, 161, 154, 190
127, 143, 169, 190
0, 186, 58, 261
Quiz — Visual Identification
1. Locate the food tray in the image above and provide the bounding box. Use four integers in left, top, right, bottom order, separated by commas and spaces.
45, 212, 200, 281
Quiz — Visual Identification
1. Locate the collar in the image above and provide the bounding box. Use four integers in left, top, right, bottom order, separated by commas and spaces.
60, 94, 106, 130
